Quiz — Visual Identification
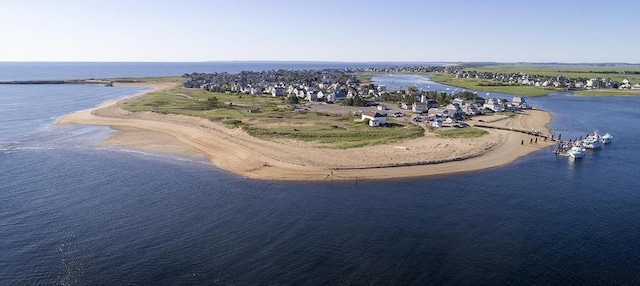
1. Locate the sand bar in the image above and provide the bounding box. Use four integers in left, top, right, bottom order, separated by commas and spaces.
57, 82, 555, 181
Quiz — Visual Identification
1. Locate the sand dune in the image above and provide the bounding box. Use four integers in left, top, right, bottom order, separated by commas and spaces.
57, 82, 555, 181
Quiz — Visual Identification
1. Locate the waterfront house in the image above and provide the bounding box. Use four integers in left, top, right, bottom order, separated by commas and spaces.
620, 79, 631, 89
512, 96, 531, 109
483, 98, 504, 112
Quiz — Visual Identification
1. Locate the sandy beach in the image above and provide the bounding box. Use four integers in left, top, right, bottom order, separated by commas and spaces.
57, 82, 555, 181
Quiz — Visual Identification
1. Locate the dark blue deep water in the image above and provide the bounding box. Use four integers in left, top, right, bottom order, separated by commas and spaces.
1, 64, 639, 285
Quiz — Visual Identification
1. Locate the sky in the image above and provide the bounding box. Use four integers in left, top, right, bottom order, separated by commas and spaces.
0, 0, 639, 63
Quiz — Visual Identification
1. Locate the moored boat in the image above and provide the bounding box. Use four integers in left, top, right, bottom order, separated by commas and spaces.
601, 133, 613, 144
569, 146, 586, 159
581, 132, 602, 149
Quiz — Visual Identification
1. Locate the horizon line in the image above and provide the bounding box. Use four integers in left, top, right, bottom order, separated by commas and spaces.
1, 60, 639, 65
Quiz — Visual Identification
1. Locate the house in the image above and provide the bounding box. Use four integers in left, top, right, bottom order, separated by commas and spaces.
483, 98, 504, 112
412, 102, 428, 113
445, 103, 464, 120
306, 91, 318, 102
426, 100, 439, 109
462, 103, 480, 115
250, 87, 263, 95
272, 86, 286, 97
620, 79, 631, 89
346, 89, 356, 99
326, 91, 346, 103
512, 96, 531, 109
362, 111, 387, 127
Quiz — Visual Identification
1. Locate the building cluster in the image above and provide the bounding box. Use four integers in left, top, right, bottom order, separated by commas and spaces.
183, 69, 390, 103
454, 70, 640, 90
181, 66, 537, 129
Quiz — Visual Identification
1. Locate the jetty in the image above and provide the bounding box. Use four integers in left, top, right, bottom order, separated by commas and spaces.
474, 124, 550, 139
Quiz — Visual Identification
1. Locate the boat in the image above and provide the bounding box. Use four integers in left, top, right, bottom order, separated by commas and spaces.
581, 132, 602, 149
601, 133, 613, 144
568, 146, 586, 159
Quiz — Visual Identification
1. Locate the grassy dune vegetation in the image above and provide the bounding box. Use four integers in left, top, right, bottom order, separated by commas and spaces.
123, 84, 424, 148
430, 73, 553, 96
430, 64, 640, 96
434, 127, 488, 138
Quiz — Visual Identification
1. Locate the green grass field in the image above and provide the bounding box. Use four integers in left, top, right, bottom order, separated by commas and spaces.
430, 73, 553, 96
466, 65, 640, 83
574, 89, 640, 96
123, 84, 424, 148
430, 64, 640, 96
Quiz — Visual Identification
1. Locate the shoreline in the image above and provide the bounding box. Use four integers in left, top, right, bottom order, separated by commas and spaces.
57, 82, 556, 182
426, 74, 640, 97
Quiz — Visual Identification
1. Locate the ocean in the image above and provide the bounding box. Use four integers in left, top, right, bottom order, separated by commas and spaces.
1, 63, 639, 285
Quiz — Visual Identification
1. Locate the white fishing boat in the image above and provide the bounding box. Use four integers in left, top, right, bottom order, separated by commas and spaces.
601, 133, 613, 144
581, 132, 602, 149
569, 146, 586, 159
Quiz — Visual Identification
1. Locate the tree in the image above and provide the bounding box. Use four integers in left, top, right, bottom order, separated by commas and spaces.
200, 96, 219, 109
406, 86, 419, 95
287, 95, 300, 105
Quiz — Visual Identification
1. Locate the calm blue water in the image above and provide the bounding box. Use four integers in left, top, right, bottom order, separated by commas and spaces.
1, 64, 639, 285
0, 62, 443, 81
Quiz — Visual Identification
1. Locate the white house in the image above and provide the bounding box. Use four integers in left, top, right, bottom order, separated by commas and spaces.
412, 102, 428, 113
362, 111, 387, 127
445, 103, 464, 119
272, 86, 286, 97
620, 79, 631, 89
306, 91, 318, 102
483, 98, 504, 112
512, 96, 531, 109
250, 87, 263, 95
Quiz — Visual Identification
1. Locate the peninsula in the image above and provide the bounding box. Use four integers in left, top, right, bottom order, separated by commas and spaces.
56, 69, 556, 181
